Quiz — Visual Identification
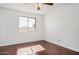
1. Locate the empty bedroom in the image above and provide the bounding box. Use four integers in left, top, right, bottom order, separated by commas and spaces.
0, 3, 79, 55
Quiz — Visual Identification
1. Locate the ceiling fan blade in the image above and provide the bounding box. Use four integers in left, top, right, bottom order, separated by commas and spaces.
43, 3, 53, 6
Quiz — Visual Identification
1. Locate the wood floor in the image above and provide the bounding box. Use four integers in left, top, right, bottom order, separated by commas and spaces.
0, 40, 79, 55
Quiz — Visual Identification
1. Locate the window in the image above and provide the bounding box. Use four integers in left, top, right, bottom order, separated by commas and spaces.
19, 16, 36, 32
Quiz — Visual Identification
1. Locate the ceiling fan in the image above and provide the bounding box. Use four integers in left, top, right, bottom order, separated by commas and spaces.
43, 3, 53, 5
36, 3, 53, 10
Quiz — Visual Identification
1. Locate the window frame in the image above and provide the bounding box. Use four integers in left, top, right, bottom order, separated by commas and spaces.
19, 16, 36, 32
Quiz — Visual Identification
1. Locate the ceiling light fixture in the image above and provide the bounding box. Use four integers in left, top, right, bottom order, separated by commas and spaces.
36, 3, 43, 10
36, 3, 53, 10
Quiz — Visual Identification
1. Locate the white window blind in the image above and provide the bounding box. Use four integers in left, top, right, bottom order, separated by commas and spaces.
19, 16, 36, 32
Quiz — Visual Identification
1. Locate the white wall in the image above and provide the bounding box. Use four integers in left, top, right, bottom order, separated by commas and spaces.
0, 9, 2, 44
44, 4, 79, 52
0, 7, 44, 46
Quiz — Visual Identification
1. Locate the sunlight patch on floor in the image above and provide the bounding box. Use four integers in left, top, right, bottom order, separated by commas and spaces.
17, 45, 45, 55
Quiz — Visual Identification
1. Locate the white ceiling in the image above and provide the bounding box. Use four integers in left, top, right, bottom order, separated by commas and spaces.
0, 3, 69, 15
